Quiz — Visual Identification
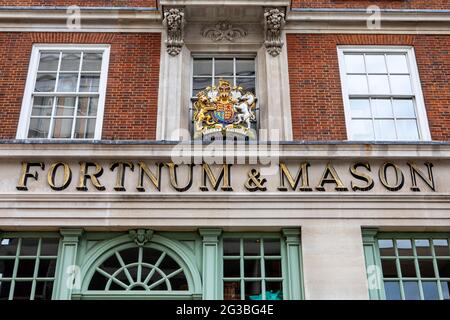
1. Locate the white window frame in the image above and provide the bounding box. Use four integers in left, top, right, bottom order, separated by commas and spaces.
16, 44, 111, 140
337, 46, 431, 141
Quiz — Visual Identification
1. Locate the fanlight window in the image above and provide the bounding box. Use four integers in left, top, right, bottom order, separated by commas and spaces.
88, 246, 189, 292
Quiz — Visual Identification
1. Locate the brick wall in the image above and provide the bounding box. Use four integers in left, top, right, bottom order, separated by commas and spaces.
291, 0, 450, 10
0, 1, 157, 6
287, 34, 450, 141
0, 32, 161, 140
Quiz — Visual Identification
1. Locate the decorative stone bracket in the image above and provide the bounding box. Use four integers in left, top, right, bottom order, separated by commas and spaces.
163, 7, 185, 56
129, 229, 154, 246
264, 7, 286, 57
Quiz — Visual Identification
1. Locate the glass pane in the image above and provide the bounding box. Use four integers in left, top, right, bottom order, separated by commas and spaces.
442, 282, 450, 300
0, 281, 11, 300
31, 97, 54, 117
265, 281, 283, 300
236, 78, 255, 94
393, 99, 416, 118
365, 55, 387, 74
415, 239, 432, 256
368, 75, 390, 94
437, 259, 450, 278
244, 259, 261, 277
236, 59, 255, 77
99, 254, 120, 275
433, 239, 449, 256
0, 238, 18, 256
55, 97, 76, 117
224, 281, 240, 300
381, 259, 398, 278
35, 74, 56, 92
386, 55, 409, 74
57, 73, 78, 92
28, 118, 50, 138
193, 77, 212, 95
350, 119, 375, 140
13, 281, 33, 300
400, 259, 416, 277
396, 120, 419, 141
74, 118, 96, 139
16, 259, 36, 277
52, 118, 73, 139
40, 239, 59, 256
264, 239, 280, 256
193, 58, 212, 76
384, 281, 401, 300
404, 281, 420, 300
378, 239, 395, 256
38, 52, 59, 72
423, 281, 439, 300
223, 239, 240, 256
0, 260, 15, 277
374, 119, 396, 140
88, 273, 108, 290
79, 74, 100, 92
245, 281, 262, 300
350, 99, 371, 118
344, 54, 365, 73
170, 271, 188, 291
82, 53, 102, 72
118, 248, 139, 266
244, 239, 260, 256
347, 75, 368, 94
265, 260, 282, 278
20, 238, 39, 256
141, 248, 161, 265
37, 259, 57, 277
159, 255, 180, 275
372, 99, 393, 118
390, 75, 412, 95
223, 259, 240, 278
60, 53, 80, 71
34, 281, 53, 300
215, 58, 233, 77
418, 259, 435, 278
397, 239, 413, 256
78, 97, 98, 116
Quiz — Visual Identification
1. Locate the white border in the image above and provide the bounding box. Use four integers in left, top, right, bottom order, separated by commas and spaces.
16, 44, 111, 140
337, 45, 431, 142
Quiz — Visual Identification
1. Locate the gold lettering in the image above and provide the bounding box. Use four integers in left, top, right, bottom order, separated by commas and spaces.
316, 163, 348, 191
136, 162, 163, 192
77, 162, 105, 191
379, 162, 404, 191
166, 163, 194, 192
350, 162, 374, 191
110, 161, 134, 192
47, 162, 72, 191
277, 162, 312, 191
200, 163, 233, 191
408, 162, 435, 192
16, 162, 45, 191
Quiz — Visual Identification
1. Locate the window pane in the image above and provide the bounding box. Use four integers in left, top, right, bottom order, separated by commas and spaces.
396, 120, 419, 141
390, 75, 412, 95
223, 239, 240, 256
244, 239, 260, 256
40, 239, 59, 256
384, 281, 401, 300
244, 259, 261, 277
17, 259, 36, 277
28, 118, 50, 138
52, 118, 73, 138
400, 259, 416, 277
349, 99, 371, 118
386, 55, 409, 74
0, 260, 15, 277
224, 281, 240, 300
82, 53, 102, 72
442, 282, 450, 300
350, 119, 374, 140
381, 259, 398, 278
60, 52, 81, 71
0, 239, 18, 256
13, 281, 33, 300
31, 97, 53, 117
57, 73, 78, 92
78, 97, 98, 117
74, 118, 96, 139
422, 281, 439, 300
415, 239, 432, 256
379, 239, 395, 256
265, 260, 282, 278
193, 77, 212, 96
245, 281, 262, 300
372, 99, 393, 118
368, 75, 390, 94
215, 59, 233, 77
397, 239, 413, 256
223, 259, 240, 278
404, 281, 420, 300
365, 55, 387, 74
38, 52, 59, 72
236, 78, 255, 94
37, 259, 57, 278
419, 259, 435, 278
35, 74, 56, 92
20, 238, 39, 256
0, 281, 11, 300
170, 271, 188, 291
55, 97, 76, 117
374, 120, 396, 140
34, 281, 53, 300
265, 281, 283, 300
433, 239, 449, 256
344, 54, 365, 73
193, 58, 212, 76
236, 59, 255, 77
393, 99, 416, 118
437, 260, 450, 278
347, 75, 368, 94
79, 74, 100, 92
264, 239, 280, 256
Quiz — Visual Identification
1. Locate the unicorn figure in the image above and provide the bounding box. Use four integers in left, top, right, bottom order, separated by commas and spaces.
234, 92, 256, 129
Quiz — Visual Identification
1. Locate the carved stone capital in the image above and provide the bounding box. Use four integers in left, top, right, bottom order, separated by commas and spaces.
129, 229, 154, 246
163, 7, 185, 56
202, 21, 247, 42
263, 7, 286, 57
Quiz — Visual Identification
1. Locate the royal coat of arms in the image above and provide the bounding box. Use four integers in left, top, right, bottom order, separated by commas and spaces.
193, 79, 257, 139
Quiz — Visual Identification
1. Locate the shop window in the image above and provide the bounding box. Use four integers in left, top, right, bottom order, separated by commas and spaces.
17, 44, 110, 140
222, 237, 284, 300
337, 47, 430, 141
0, 236, 60, 300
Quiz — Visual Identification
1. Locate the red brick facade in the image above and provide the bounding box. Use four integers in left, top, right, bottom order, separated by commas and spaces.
0, 32, 161, 140
287, 34, 450, 141
0, 0, 157, 7
291, 0, 450, 9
